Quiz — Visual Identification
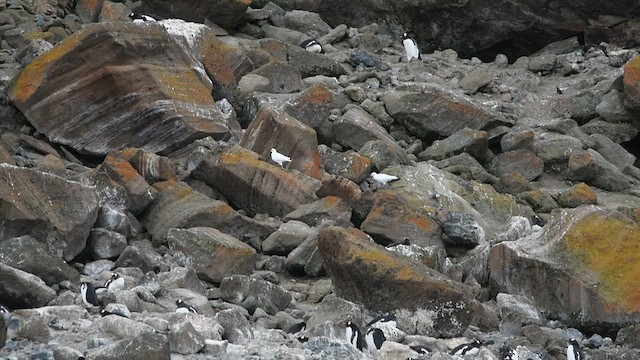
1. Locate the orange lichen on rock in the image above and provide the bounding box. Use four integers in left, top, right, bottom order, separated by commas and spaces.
565, 212, 640, 311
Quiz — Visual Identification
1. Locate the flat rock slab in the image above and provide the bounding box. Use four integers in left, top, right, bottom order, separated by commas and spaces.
193, 145, 320, 217
0, 164, 99, 260
7, 22, 231, 156
489, 206, 640, 331
318, 226, 483, 337
220, 274, 292, 315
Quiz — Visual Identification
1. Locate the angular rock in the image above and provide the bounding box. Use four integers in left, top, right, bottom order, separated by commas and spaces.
596, 89, 631, 122
284, 234, 325, 276
7, 22, 232, 156
557, 182, 597, 208
528, 54, 557, 72
240, 105, 323, 179
496, 293, 543, 336
283, 85, 349, 129
169, 321, 205, 355
0, 164, 99, 260
0, 236, 80, 286
623, 56, 640, 115
53, 346, 86, 360
590, 133, 636, 169
283, 10, 331, 35
247, 61, 303, 94
0, 263, 56, 309
284, 196, 353, 228
215, 308, 253, 343
332, 107, 400, 153
487, 149, 544, 181
501, 130, 535, 152
259, 40, 346, 79
439, 211, 485, 247
220, 274, 292, 315
86, 228, 128, 260
96, 152, 155, 215
417, 127, 488, 163
359, 139, 411, 171
459, 68, 493, 94
142, 180, 275, 244
318, 145, 372, 184
143, 0, 251, 29
97, 314, 158, 339
533, 133, 583, 166
192, 145, 320, 217
167, 227, 258, 284
489, 206, 640, 332
580, 118, 638, 143
567, 149, 633, 191
17, 314, 50, 342
115, 241, 168, 274
318, 226, 484, 337
261, 221, 314, 255
157, 267, 206, 294
86, 331, 170, 360
383, 89, 508, 138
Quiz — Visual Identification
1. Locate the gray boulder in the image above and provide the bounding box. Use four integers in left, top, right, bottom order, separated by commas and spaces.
86, 228, 128, 260
496, 293, 544, 336
0, 235, 80, 286
220, 275, 292, 315
169, 321, 206, 354
215, 309, 254, 343
0, 263, 56, 309
261, 221, 314, 255
86, 332, 170, 360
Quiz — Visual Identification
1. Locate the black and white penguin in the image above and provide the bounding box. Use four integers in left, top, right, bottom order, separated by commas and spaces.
500, 345, 518, 360
129, 12, 158, 23
366, 313, 397, 328
345, 321, 363, 351
297, 335, 309, 343
0, 304, 10, 313
450, 340, 483, 356
175, 299, 198, 314
80, 282, 100, 307
100, 309, 126, 318
402, 32, 421, 61
104, 273, 125, 292
567, 339, 584, 360
409, 344, 431, 356
300, 38, 325, 54
286, 321, 307, 334
365, 327, 386, 352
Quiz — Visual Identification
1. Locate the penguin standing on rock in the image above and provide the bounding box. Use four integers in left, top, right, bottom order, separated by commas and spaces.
104, 273, 125, 292
345, 321, 363, 351
300, 38, 325, 54
286, 321, 306, 334
365, 327, 386, 352
402, 32, 421, 61
175, 299, 198, 314
129, 12, 158, 23
80, 282, 100, 307
450, 340, 483, 356
567, 339, 584, 360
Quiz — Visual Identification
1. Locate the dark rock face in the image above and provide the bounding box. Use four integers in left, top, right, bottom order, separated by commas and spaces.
7, 22, 232, 156
143, 0, 252, 29
0, 164, 99, 260
318, 226, 484, 337
0, 263, 56, 309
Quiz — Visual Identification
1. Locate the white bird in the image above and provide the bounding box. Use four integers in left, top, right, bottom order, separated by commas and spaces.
270, 148, 291, 167
402, 32, 421, 61
370, 172, 399, 186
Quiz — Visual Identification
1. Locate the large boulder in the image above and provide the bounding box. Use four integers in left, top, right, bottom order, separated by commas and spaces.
623, 56, 640, 115
192, 145, 321, 217
6, 22, 233, 156
0, 263, 56, 309
489, 206, 640, 333
317, 226, 485, 337
86, 332, 170, 360
0, 164, 99, 260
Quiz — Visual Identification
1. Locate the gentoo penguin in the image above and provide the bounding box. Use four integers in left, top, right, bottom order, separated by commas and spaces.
451, 340, 483, 356
365, 327, 386, 352
175, 299, 198, 314
80, 282, 100, 307
300, 38, 325, 54
129, 12, 158, 23
270, 148, 291, 167
370, 172, 399, 187
104, 273, 125, 292
366, 313, 397, 328
402, 32, 421, 61
345, 321, 363, 351
286, 321, 306, 334
500, 345, 518, 360
567, 339, 584, 360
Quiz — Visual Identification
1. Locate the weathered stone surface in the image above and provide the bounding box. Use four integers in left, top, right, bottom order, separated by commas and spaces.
283, 85, 349, 130
0, 164, 99, 260
215, 308, 254, 343
318, 226, 483, 337
501, 130, 535, 152
533, 133, 583, 166
167, 227, 258, 284
7, 22, 232, 156
142, 180, 275, 244
261, 220, 314, 255
332, 107, 400, 153
0, 263, 56, 309
115, 241, 168, 274
284, 233, 325, 276
0, 236, 80, 286
418, 127, 488, 163
157, 267, 206, 294
383, 89, 508, 138
318, 145, 371, 184
143, 0, 251, 29
86, 228, 128, 260
623, 56, 640, 115
247, 61, 303, 94
567, 149, 633, 191
97, 313, 158, 339
86, 331, 170, 360
489, 206, 640, 331
596, 89, 631, 123
558, 182, 598, 208
192, 145, 320, 217
240, 105, 323, 179
459, 67, 493, 94
590, 133, 636, 169
97, 153, 154, 215
220, 274, 292, 315
497, 293, 544, 336
580, 118, 638, 143
487, 149, 544, 181
169, 321, 205, 355
284, 196, 353, 228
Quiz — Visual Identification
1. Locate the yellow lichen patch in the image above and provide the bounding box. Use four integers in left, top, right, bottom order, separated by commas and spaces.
8, 30, 87, 104
150, 67, 214, 104
565, 212, 640, 312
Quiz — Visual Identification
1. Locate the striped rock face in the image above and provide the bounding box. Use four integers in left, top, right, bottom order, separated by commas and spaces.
7, 22, 235, 156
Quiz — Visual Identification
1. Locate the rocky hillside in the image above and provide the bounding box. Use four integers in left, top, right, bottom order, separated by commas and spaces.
1, 0, 640, 359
